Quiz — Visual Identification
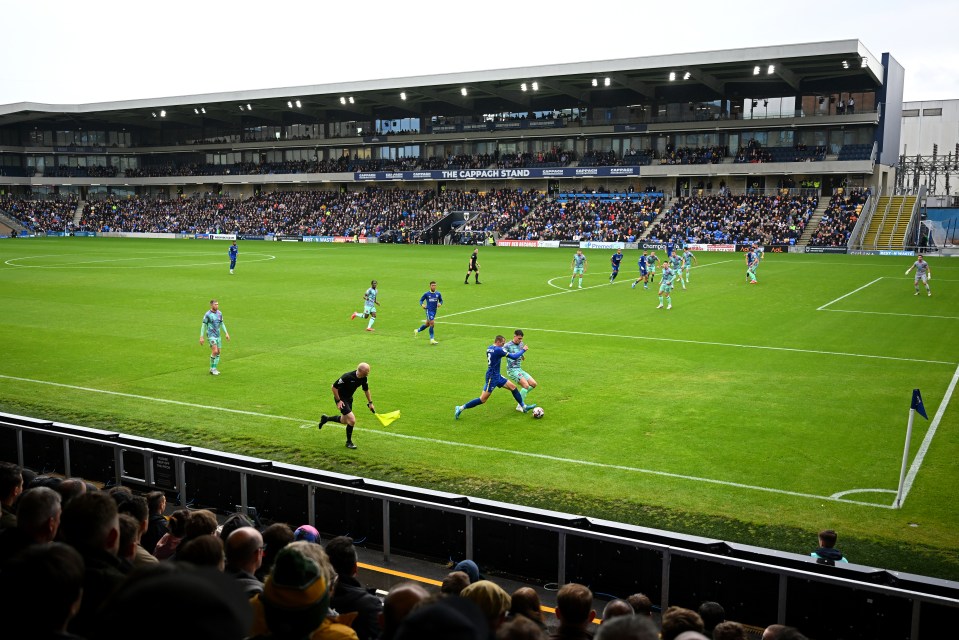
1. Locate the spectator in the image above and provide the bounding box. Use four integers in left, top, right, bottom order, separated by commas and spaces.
225, 525, 265, 597
294, 524, 321, 543
660, 606, 705, 640
0, 542, 85, 639
117, 513, 143, 567
594, 614, 659, 640
57, 477, 88, 507
601, 598, 633, 622
442, 570, 471, 595
249, 541, 358, 640
118, 495, 158, 567
452, 558, 483, 583
627, 592, 654, 617
394, 595, 489, 640
811, 529, 848, 564
549, 583, 596, 640
177, 534, 226, 570
141, 491, 168, 554
697, 601, 725, 637
153, 508, 189, 560
497, 614, 548, 640
380, 581, 430, 640
257, 522, 295, 581
59, 491, 128, 637
178, 508, 218, 552
0, 485, 61, 565
508, 586, 547, 632
0, 461, 23, 530
326, 535, 383, 640
461, 579, 512, 631
762, 624, 787, 640
219, 512, 256, 542
713, 621, 748, 640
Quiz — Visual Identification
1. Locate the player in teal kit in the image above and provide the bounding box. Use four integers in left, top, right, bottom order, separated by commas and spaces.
200, 299, 231, 375
657, 265, 675, 310
350, 280, 380, 332
745, 247, 758, 284
570, 250, 588, 288
670, 253, 686, 290
455, 335, 536, 419
505, 329, 538, 411
682, 249, 697, 282
415, 281, 443, 344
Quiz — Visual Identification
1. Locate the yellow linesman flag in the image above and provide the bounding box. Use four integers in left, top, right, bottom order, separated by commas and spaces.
374, 410, 401, 427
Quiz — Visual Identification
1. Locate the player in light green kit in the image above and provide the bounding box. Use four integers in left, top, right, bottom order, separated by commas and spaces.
200, 299, 231, 375
682, 249, 697, 283
350, 280, 380, 332
657, 264, 675, 310
647, 251, 659, 284
670, 253, 686, 290
505, 329, 538, 411
569, 250, 587, 288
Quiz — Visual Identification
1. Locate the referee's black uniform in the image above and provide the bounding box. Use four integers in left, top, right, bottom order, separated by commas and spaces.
318, 369, 371, 449
465, 250, 480, 284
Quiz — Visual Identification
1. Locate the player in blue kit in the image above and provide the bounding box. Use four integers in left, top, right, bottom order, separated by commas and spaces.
609, 249, 624, 283
455, 335, 537, 419
350, 280, 379, 332
745, 247, 758, 284
200, 299, 231, 375
414, 280, 443, 344
631, 251, 650, 289
228, 241, 238, 274
665, 237, 676, 259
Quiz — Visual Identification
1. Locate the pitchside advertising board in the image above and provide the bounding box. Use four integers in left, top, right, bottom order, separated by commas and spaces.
849, 249, 916, 256
804, 246, 848, 254
354, 166, 642, 181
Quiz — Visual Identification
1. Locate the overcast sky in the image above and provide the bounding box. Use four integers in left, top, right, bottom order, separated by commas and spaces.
2, 0, 956, 106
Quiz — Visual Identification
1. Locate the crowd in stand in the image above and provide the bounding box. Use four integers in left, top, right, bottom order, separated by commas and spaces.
659, 145, 727, 165
4, 188, 827, 246
646, 193, 818, 245
807, 189, 869, 247
0, 461, 818, 640
0, 195, 78, 232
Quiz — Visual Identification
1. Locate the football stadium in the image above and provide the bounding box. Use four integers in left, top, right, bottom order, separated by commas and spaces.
1, 39, 958, 639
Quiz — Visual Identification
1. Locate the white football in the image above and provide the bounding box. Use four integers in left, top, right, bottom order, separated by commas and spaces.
532, 406, 545, 418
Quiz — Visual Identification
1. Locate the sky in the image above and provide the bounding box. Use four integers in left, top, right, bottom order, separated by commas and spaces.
2, 0, 957, 106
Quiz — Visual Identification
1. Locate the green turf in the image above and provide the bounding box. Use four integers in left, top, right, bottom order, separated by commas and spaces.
1, 238, 957, 579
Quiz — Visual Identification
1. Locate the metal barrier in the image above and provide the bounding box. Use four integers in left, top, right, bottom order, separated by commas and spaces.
1, 411, 957, 639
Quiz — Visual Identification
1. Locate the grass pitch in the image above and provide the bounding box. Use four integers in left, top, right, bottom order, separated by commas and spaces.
1, 238, 957, 579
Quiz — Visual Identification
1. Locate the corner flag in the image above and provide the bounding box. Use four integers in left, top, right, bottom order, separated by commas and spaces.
374, 410, 401, 427
911, 389, 928, 420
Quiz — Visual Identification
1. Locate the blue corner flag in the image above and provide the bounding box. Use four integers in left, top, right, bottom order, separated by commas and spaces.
911, 389, 928, 420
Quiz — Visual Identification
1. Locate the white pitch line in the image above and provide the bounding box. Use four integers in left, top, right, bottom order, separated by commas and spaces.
817, 277, 884, 311
897, 362, 959, 506
820, 309, 959, 320
439, 321, 956, 365
0, 373, 895, 508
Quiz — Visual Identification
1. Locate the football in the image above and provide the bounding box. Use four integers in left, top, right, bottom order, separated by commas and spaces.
532, 406, 545, 419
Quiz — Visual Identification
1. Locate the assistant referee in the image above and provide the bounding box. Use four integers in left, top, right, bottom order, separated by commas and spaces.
318, 362, 374, 449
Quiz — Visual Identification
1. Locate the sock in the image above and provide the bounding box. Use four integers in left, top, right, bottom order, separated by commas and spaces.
578, 277, 583, 287
429, 326, 434, 339
659, 295, 664, 304
213, 355, 220, 368
666, 296, 671, 305
464, 398, 482, 410
346, 424, 354, 443
475, 275, 479, 283
417, 325, 425, 333
520, 387, 529, 402
368, 317, 375, 329
329, 415, 343, 424
511, 388, 525, 405
210, 355, 215, 369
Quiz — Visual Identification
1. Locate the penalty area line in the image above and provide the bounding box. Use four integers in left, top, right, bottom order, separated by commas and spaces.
0, 373, 889, 508
817, 277, 883, 311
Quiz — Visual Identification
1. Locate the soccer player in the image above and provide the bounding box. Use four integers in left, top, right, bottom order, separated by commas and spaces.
464, 249, 481, 284
350, 279, 379, 332
199, 299, 230, 375
228, 241, 238, 274
631, 251, 649, 290
505, 329, 538, 411
682, 248, 697, 282
455, 336, 536, 419
665, 237, 676, 259
745, 247, 758, 284
647, 251, 659, 285
657, 264, 675, 310
609, 249, 624, 283
905, 255, 932, 296
318, 363, 374, 450
670, 252, 686, 290
414, 281, 443, 344
570, 250, 587, 288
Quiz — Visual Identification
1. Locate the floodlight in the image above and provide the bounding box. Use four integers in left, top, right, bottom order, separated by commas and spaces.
860, 57, 868, 68
201, 108, 206, 114
603, 77, 610, 86
682, 71, 691, 80
194, 108, 199, 114
295, 100, 301, 108
531, 82, 538, 91
159, 110, 166, 117
767, 64, 775, 74
348, 97, 354, 104
246, 104, 251, 110
521, 83, 527, 91
461, 88, 468, 96
592, 78, 598, 87
400, 92, 407, 100
340, 97, 346, 105
288, 101, 293, 108
668, 72, 676, 81
753, 66, 760, 75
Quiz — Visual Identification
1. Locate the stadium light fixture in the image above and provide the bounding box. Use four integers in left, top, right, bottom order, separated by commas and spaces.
246, 104, 251, 111
295, 100, 302, 108
860, 57, 868, 68
461, 87, 468, 96
151, 112, 157, 118
592, 78, 598, 87
288, 101, 293, 108
753, 66, 761, 75
521, 83, 527, 92
159, 110, 166, 117
400, 92, 407, 100
668, 72, 676, 81
603, 77, 611, 87
842, 60, 849, 69
201, 108, 206, 114
194, 108, 199, 114
532, 81, 538, 91
767, 64, 775, 74
348, 97, 354, 104
682, 71, 691, 81
238, 105, 244, 111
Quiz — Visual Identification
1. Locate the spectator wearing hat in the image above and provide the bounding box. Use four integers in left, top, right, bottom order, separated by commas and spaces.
250, 541, 358, 640
295, 524, 321, 543
326, 536, 383, 640
461, 579, 511, 631
452, 558, 482, 583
